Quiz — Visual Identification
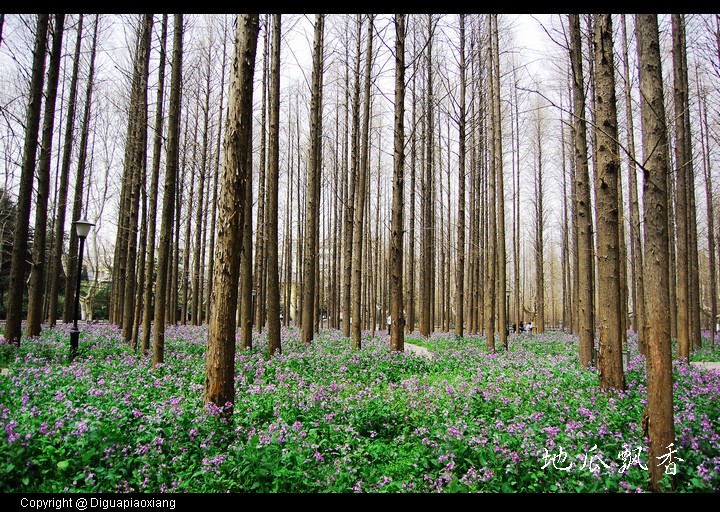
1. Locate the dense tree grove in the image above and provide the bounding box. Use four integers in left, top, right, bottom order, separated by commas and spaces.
2, 14, 719, 491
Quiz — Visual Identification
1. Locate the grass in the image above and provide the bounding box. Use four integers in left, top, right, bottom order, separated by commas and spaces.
0, 322, 718, 493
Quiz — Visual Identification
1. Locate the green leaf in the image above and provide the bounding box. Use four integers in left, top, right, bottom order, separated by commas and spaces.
57, 460, 69, 471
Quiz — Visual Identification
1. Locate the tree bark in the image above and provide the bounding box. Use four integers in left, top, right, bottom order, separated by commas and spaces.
266, 14, 282, 357
569, 14, 596, 368
204, 13, 259, 417
48, 14, 83, 327
141, 14, 167, 355
26, 14, 64, 337
351, 14, 373, 349
593, 13, 625, 391
635, 13, 676, 493
301, 13, 325, 345
153, 14, 184, 367
4, 14, 49, 345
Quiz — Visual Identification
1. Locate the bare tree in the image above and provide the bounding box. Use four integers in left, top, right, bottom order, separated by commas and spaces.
301, 13, 325, 345
153, 14, 184, 367
48, 14, 83, 327
620, 14, 646, 354
697, 74, 716, 346
141, 14, 167, 355
4, 14, 48, 345
254, 15, 269, 331
490, 14, 507, 348
26, 14, 64, 337
593, 13, 625, 391
205, 15, 229, 325
266, 13, 282, 357
351, 14, 373, 349
389, 13, 406, 352
635, 13, 676, 493
672, 14, 701, 356
63, 14, 99, 333
204, 13, 259, 416
192, 34, 214, 327
455, 14, 467, 338
569, 13, 596, 368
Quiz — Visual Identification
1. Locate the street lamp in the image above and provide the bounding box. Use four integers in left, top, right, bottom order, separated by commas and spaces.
70, 218, 94, 359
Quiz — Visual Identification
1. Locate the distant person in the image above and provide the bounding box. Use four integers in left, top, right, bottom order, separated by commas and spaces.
525, 322, 533, 334
387, 315, 392, 334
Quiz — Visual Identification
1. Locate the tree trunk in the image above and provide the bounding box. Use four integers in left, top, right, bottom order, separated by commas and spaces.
26, 14, 64, 337
454, 15, 466, 338
698, 78, 716, 346
4, 14, 48, 345
204, 13, 258, 418
205, 17, 228, 324
192, 40, 213, 327
266, 14, 282, 357
301, 13, 325, 345
254, 16, 269, 332
141, 14, 167, 355
593, 13, 625, 391
351, 14, 373, 349
153, 14, 184, 367
491, 15, 507, 348
389, 13, 406, 352
621, 14, 646, 355
635, 13, 676, 493
569, 14, 596, 368
48, 14, 83, 327
63, 15, 99, 328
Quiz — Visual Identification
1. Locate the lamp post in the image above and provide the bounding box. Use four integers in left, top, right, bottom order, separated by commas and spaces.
70, 218, 94, 359
506, 289, 511, 334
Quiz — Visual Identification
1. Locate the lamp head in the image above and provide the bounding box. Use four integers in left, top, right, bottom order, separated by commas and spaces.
74, 219, 95, 238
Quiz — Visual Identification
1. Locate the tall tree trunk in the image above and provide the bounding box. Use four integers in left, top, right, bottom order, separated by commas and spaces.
593, 13, 625, 391
27, 14, 64, 337
483, 16, 497, 350
122, 14, 152, 345
672, 15, 701, 352
141, 14, 168, 355
455, 14, 466, 338
621, 14, 646, 355
204, 13, 258, 417
192, 40, 213, 327
407, 26, 417, 334
266, 14, 282, 357
205, 16, 228, 325
533, 104, 545, 334
239, 123, 253, 349
569, 13, 596, 368
48, 14, 83, 327
301, 13, 325, 345
254, 16, 269, 332
341, 18, 359, 338
491, 14, 507, 348
390, 13, 406, 352
63, 15, 98, 328
421, 14, 436, 339
671, 14, 691, 361
698, 77, 716, 346
4, 14, 49, 345
153, 14, 184, 367
351, 14, 373, 349
635, 13, 676, 493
